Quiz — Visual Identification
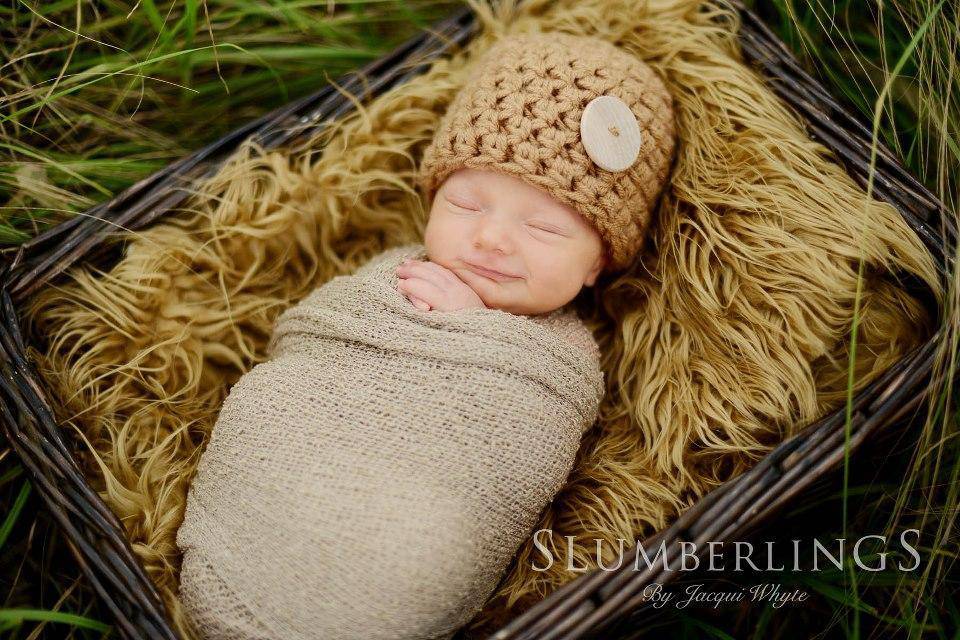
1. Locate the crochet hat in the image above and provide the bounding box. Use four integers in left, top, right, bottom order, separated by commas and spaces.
417, 32, 678, 274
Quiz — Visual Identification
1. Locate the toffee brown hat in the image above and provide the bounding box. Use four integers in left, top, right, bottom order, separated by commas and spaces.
417, 32, 678, 273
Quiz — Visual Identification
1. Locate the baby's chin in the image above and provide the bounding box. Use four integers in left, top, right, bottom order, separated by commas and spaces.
471, 283, 568, 316
452, 267, 520, 310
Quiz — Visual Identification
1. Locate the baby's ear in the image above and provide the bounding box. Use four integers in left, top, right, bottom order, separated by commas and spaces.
584, 251, 606, 287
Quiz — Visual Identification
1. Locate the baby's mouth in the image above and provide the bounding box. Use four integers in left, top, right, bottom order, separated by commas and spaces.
461, 261, 520, 282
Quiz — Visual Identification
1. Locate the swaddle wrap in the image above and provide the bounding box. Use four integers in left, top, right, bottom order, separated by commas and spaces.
175, 243, 605, 640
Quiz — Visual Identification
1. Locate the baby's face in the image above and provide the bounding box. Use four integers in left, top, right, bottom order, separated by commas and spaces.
423, 168, 606, 315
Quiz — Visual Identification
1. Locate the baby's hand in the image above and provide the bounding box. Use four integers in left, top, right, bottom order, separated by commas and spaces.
395, 259, 487, 312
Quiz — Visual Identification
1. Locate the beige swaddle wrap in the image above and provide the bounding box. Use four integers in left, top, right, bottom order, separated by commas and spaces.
175, 243, 605, 640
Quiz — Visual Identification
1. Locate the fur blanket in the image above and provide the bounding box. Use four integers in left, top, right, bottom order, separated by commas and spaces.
175, 243, 605, 639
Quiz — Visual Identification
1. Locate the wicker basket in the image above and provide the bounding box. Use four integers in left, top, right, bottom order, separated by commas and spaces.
0, 1, 954, 639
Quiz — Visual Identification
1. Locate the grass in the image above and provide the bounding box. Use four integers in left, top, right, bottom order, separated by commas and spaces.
1, 0, 958, 638
0, 0, 459, 243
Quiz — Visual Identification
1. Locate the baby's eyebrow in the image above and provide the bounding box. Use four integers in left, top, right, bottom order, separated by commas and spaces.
447, 185, 484, 204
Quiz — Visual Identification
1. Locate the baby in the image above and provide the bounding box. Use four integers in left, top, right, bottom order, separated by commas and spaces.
176, 31, 676, 640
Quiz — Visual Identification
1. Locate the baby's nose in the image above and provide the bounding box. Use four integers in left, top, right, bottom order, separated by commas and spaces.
473, 219, 514, 253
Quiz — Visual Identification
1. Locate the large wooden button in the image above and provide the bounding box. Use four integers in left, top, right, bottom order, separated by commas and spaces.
579, 95, 642, 172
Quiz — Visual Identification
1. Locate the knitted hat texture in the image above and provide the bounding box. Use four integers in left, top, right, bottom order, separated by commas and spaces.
417, 32, 677, 273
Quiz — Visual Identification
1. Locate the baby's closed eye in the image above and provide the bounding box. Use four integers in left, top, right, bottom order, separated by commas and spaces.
527, 222, 566, 236
446, 195, 480, 211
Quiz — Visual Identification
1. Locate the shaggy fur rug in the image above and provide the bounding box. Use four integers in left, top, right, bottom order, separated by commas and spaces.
22, 0, 939, 636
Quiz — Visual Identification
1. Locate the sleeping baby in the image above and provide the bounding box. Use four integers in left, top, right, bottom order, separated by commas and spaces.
175, 31, 676, 640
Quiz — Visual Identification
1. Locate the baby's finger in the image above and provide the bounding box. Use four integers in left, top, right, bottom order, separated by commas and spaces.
396, 278, 431, 310
395, 260, 449, 290
416, 260, 463, 285
409, 296, 430, 311
397, 276, 443, 307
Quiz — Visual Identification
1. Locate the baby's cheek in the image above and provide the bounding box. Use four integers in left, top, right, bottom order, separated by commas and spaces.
532, 268, 578, 304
